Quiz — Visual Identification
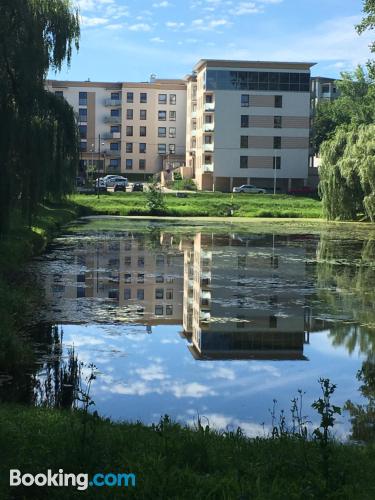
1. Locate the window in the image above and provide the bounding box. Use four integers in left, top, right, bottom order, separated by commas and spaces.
140, 126, 147, 137
138, 256, 144, 267
274, 116, 282, 128
140, 92, 147, 103
270, 255, 279, 269
155, 288, 164, 299
124, 273, 132, 283
126, 109, 133, 120
204, 135, 212, 144
273, 136, 281, 149
79, 141, 87, 152
139, 143, 146, 153
158, 144, 166, 154
126, 159, 133, 170
166, 305, 173, 315
78, 108, 87, 121
126, 143, 133, 153
241, 94, 250, 107
124, 256, 131, 266
166, 289, 173, 300
156, 274, 164, 283
158, 110, 167, 121
240, 156, 248, 169
108, 289, 118, 300
322, 84, 330, 93
156, 254, 164, 266
140, 109, 147, 120
269, 315, 277, 328
169, 144, 176, 154
55, 91, 63, 98
110, 142, 119, 150
155, 305, 163, 315
137, 289, 144, 300
79, 125, 87, 139
126, 126, 133, 136
170, 94, 176, 105
111, 108, 120, 117
77, 287, 85, 298
205, 114, 213, 124
111, 92, 120, 100
206, 70, 310, 92
241, 115, 249, 128
79, 92, 87, 105
110, 158, 120, 168
169, 127, 176, 138
169, 110, 176, 121
127, 92, 134, 103
240, 136, 248, 148
111, 125, 120, 133
139, 159, 146, 170
158, 127, 166, 138
124, 288, 131, 300
273, 156, 281, 170
205, 94, 213, 103
275, 95, 283, 108
137, 273, 144, 283
158, 94, 167, 104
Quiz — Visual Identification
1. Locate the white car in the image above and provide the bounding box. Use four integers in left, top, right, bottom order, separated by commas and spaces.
233, 184, 266, 194
105, 176, 128, 188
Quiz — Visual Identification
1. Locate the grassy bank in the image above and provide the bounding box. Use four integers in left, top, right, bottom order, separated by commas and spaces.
72, 192, 322, 218
0, 202, 80, 371
0, 404, 374, 499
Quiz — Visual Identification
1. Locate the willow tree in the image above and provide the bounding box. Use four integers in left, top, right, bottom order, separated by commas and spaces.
0, 0, 80, 233
319, 124, 375, 220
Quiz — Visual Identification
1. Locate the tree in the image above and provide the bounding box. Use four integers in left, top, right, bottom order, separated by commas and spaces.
0, 0, 80, 233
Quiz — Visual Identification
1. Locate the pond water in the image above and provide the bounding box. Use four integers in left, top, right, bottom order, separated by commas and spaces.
2, 218, 375, 439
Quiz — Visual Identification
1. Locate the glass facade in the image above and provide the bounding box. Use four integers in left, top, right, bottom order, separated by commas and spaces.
206, 70, 310, 92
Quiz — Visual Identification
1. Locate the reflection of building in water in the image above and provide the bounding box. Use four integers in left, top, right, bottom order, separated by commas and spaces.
45, 233, 183, 325
182, 233, 310, 360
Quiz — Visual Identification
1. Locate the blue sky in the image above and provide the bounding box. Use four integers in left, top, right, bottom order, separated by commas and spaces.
50, 0, 374, 82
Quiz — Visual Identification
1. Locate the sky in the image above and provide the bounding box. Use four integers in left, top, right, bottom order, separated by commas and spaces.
50, 0, 374, 82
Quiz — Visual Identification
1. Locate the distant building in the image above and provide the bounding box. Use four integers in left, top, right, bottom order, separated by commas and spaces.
310, 76, 340, 113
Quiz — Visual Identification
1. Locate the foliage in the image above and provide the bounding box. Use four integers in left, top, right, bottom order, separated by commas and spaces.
312, 379, 342, 446
357, 0, 375, 56
170, 178, 197, 191
145, 182, 167, 214
0, 0, 80, 234
319, 124, 375, 220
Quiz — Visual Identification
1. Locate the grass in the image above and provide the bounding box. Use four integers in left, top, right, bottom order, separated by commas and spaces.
71, 192, 323, 219
0, 404, 374, 499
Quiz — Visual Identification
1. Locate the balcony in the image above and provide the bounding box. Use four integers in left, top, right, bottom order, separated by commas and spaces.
191, 111, 197, 118
105, 98, 122, 107
103, 149, 121, 157
104, 116, 121, 124
204, 102, 215, 112
200, 311, 211, 322
191, 129, 197, 136
204, 123, 214, 132
203, 143, 214, 152
202, 164, 214, 173
102, 132, 121, 140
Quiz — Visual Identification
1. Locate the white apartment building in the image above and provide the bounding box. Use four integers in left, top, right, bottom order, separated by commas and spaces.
185, 59, 315, 192
46, 78, 186, 180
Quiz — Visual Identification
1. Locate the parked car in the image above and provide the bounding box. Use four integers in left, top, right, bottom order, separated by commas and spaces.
233, 184, 266, 194
94, 177, 106, 188
114, 183, 126, 192
105, 176, 128, 188
288, 186, 317, 196
132, 183, 143, 192
101, 175, 119, 184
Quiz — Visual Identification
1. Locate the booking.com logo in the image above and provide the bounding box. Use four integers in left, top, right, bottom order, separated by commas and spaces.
10, 469, 136, 491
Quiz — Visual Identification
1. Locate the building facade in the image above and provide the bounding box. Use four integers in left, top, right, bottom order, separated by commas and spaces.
185, 60, 315, 191
46, 78, 186, 180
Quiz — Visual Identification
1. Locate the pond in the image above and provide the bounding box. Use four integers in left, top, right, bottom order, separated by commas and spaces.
2, 218, 375, 440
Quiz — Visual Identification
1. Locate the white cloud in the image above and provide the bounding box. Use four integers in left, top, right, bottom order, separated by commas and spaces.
166, 21, 185, 29
230, 2, 262, 15
152, 1, 172, 7
150, 37, 165, 43
105, 23, 123, 30
80, 16, 109, 27
128, 23, 152, 32
189, 18, 231, 31
135, 364, 169, 381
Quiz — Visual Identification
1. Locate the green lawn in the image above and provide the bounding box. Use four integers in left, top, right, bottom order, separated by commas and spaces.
1, 405, 374, 499
72, 192, 322, 218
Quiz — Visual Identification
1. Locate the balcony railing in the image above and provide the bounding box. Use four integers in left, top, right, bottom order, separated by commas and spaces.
191, 111, 197, 118
102, 132, 121, 140
204, 102, 215, 111
191, 129, 197, 136
203, 143, 214, 152
203, 163, 214, 173
204, 123, 214, 132
105, 98, 122, 107
103, 149, 121, 157
104, 116, 121, 124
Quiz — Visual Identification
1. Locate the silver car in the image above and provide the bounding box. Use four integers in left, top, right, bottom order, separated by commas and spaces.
105, 176, 128, 188
233, 184, 266, 194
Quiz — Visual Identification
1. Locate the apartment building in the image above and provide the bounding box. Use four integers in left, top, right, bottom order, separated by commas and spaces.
310, 76, 340, 113
185, 59, 315, 192
46, 78, 186, 179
